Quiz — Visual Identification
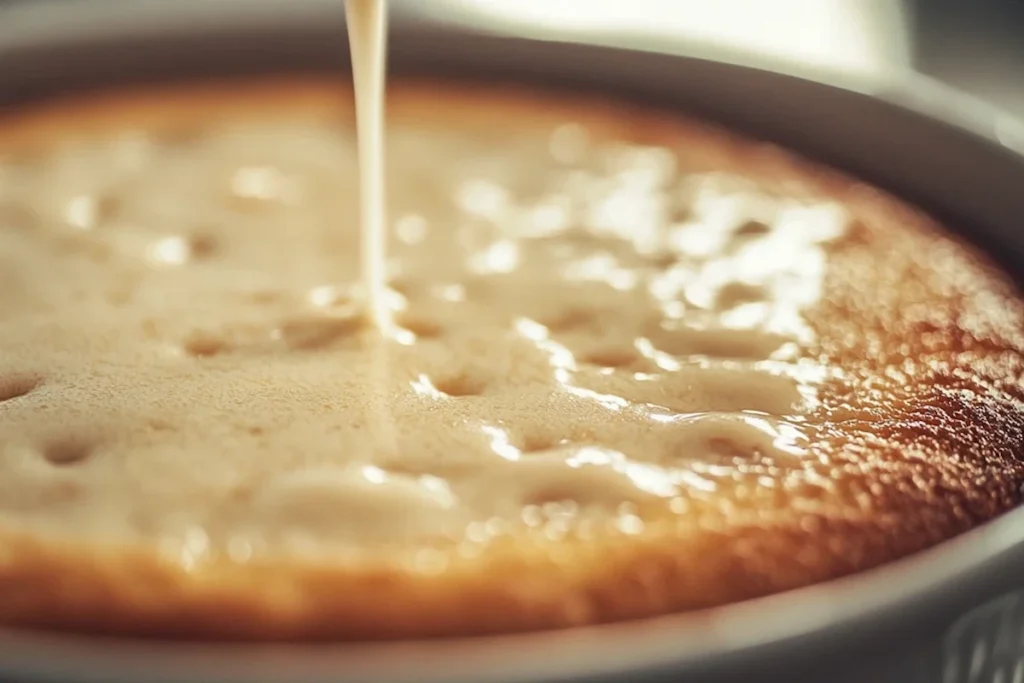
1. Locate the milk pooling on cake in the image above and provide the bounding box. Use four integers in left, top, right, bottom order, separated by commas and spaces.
0, 77, 850, 560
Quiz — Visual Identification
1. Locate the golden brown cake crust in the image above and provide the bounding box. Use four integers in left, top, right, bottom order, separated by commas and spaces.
0, 78, 1022, 640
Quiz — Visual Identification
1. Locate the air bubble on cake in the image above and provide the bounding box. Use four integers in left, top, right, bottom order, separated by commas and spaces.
690, 364, 806, 414
183, 331, 229, 358
186, 231, 220, 260
41, 436, 97, 467
182, 313, 363, 357
251, 465, 467, 544
0, 374, 41, 403
714, 281, 768, 310
578, 345, 642, 370
662, 412, 811, 467
396, 314, 444, 340
572, 362, 803, 416
519, 430, 568, 454
433, 370, 489, 397
276, 314, 362, 351
731, 219, 772, 240
489, 446, 678, 510
646, 320, 790, 360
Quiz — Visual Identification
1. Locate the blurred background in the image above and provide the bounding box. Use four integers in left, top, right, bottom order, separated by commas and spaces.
910, 0, 1024, 116
409, 0, 1024, 117
0, 0, 1020, 118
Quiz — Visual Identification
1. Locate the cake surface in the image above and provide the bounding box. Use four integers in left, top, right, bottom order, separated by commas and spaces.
0, 78, 1023, 640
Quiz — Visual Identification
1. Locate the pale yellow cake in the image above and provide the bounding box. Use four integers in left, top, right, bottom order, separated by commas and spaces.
0, 79, 1022, 639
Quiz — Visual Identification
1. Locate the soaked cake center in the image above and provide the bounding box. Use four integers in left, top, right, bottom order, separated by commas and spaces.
0, 82, 850, 565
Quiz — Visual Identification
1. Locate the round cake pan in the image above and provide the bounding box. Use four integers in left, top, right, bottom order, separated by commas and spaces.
1, 2, 1023, 683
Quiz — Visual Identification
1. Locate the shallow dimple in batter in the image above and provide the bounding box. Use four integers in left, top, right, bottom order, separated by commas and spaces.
0, 79, 1022, 639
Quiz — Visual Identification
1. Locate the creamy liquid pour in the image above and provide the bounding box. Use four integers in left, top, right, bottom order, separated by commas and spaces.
346, 0, 391, 333
345, 0, 401, 457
